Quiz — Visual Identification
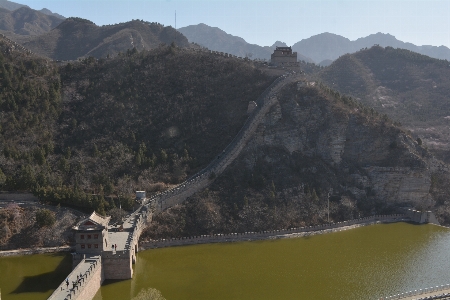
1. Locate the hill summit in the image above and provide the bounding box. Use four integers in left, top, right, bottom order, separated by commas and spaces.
22, 18, 190, 60
0, 5, 63, 36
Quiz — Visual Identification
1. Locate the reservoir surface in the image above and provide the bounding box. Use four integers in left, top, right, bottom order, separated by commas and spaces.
1, 222, 450, 300
0, 252, 72, 300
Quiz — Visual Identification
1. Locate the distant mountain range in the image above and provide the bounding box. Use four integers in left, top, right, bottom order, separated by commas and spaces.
178, 23, 314, 62
0, 0, 64, 19
179, 24, 450, 65
293, 32, 450, 64
22, 17, 190, 60
1, 3, 450, 65
0, 6, 63, 36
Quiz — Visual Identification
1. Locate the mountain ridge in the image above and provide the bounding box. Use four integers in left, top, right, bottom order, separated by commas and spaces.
21, 17, 190, 60
0, 0, 64, 19
178, 23, 314, 62
318, 45, 450, 163
293, 32, 450, 63
0, 5, 63, 36
177, 24, 450, 64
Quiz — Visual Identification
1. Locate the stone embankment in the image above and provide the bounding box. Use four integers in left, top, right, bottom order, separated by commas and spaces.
144, 72, 301, 212
0, 246, 73, 257
139, 214, 406, 249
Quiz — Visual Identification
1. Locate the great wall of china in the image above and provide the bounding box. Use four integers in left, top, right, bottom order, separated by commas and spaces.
44, 56, 449, 299
44, 66, 298, 300
0, 43, 442, 299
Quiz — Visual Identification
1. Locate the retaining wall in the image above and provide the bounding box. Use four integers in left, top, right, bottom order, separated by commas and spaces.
0, 246, 73, 257
140, 214, 407, 249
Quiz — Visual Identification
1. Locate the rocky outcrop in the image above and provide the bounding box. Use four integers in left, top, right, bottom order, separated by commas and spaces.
240, 83, 433, 208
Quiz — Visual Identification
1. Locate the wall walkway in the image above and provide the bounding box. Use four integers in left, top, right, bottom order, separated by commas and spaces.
48, 255, 103, 300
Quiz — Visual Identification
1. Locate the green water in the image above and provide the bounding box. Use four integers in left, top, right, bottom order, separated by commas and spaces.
0, 252, 72, 300
2, 223, 450, 300
94, 223, 450, 300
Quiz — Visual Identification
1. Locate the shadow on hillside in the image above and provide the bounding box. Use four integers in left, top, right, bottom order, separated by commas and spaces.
11, 253, 72, 294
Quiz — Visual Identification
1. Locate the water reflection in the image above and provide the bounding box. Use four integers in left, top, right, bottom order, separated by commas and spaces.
11, 254, 72, 294
0, 253, 72, 300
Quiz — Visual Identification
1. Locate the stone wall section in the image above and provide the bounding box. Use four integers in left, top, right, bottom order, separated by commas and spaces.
48, 256, 103, 300
72, 259, 104, 300
102, 251, 133, 280
143, 73, 300, 212
140, 214, 407, 249
405, 209, 440, 225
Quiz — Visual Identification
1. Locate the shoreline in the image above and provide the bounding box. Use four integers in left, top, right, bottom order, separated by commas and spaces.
0, 245, 74, 257
1, 213, 443, 257
139, 214, 411, 250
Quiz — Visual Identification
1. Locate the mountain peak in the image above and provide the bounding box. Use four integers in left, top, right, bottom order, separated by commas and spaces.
39, 8, 65, 19
24, 18, 190, 60
271, 41, 288, 48
0, 0, 27, 11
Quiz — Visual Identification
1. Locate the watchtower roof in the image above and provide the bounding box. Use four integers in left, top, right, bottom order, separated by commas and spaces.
73, 211, 111, 230
275, 46, 292, 51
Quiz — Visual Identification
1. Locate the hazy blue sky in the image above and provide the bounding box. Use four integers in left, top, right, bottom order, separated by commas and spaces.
14, 0, 450, 48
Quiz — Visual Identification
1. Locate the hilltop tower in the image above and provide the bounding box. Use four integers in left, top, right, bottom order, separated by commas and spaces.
270, 46, 298, 66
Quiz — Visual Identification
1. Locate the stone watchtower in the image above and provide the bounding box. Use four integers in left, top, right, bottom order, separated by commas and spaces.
73, 211, 111, 255
270, 46, 298, 66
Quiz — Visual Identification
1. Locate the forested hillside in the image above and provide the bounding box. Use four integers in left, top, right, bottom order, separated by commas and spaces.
0, 36, 275, 214
0, 36, 60, 192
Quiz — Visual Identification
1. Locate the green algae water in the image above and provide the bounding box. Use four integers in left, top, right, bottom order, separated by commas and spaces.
93, 223, 450, 300
0, 252, 72, 300
2, 223, 450, 300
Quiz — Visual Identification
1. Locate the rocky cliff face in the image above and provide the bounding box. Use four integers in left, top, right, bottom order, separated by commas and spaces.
242, 83, 433, 209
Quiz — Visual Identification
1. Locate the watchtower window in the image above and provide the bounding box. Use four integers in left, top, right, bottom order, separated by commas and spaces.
81, 244, 85, 249
94, 244, 98, 248
81, 235, 84, 239
94, 234, 98, 239
88, 244, 91, 248
88, 235, 91, 239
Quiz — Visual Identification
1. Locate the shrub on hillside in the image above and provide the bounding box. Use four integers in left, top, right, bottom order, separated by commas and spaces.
35, 208, 56, 227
